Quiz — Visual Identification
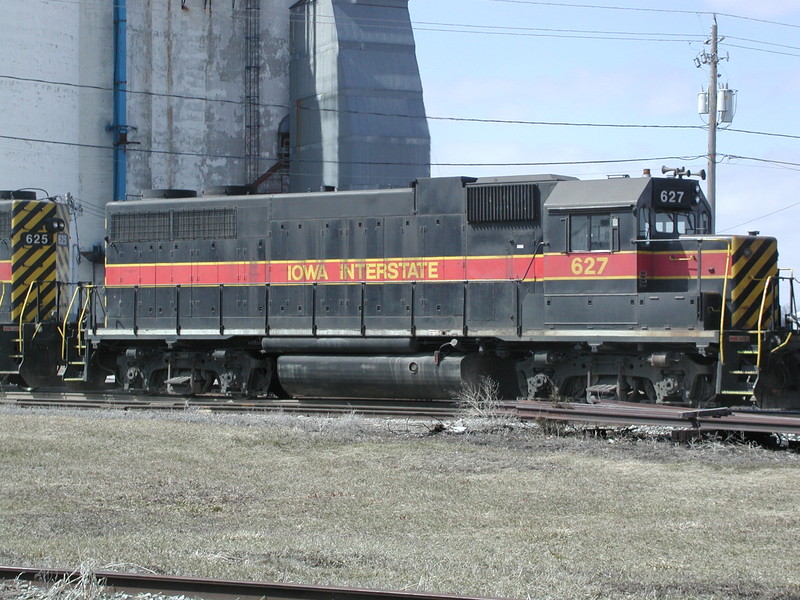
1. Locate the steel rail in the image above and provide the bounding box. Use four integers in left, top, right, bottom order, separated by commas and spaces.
507, 400, 800, 435
0, 566, 508, 600
3, 389, 800, 435
0, 390, 458, 419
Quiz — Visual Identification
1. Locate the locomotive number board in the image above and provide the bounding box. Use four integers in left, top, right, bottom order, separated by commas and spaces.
20, 231, 68, 247
651, 180, 701, 209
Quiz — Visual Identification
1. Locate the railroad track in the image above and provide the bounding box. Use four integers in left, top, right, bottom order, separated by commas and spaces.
2, 387, 800, 437
0, 566, 507, 600
506, 400, 800, 436
0, 388, 459, 419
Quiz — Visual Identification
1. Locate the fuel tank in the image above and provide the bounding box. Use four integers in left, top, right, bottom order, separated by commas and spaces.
276, 353, 520, 400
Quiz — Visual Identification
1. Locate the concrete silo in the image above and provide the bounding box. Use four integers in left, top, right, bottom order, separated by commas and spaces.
0, 0, 430, 282
289, 0, 430, 192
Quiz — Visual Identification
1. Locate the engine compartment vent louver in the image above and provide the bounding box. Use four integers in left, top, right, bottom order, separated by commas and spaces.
466, 183, 538, 224
173, 208, 237, 240
110, 208, 237, 242
110, 211, 170, 242
0, 212, 11, 240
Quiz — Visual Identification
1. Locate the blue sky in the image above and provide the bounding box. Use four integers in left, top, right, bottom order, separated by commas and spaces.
408, 0, 800, 277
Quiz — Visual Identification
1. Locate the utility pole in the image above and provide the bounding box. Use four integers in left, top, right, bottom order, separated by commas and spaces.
707, 15, 718, 217
696, 14, 734, 227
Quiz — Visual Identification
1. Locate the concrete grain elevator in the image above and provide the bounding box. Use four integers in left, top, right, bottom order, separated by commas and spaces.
0, 0, 430, 281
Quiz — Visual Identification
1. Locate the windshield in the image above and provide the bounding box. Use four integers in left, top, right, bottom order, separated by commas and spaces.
648, 209, 711, 238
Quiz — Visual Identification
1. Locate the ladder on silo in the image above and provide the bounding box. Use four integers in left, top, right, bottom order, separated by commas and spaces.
245, 0, 261, 186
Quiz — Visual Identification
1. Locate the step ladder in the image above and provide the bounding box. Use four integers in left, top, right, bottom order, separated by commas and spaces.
718, 337, 760, 405
61, 330, 89, 382
60, 287, 93, 382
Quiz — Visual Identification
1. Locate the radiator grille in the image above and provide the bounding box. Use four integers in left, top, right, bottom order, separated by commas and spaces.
0, 212, 11, 239
467, 184, 538, 223
110, 208, 237, 242
173, 208, 237, 240
110, 211, 170, 242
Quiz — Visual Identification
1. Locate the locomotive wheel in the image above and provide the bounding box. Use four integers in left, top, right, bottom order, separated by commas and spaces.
559, 376, 586, 402
146, 369, 167, 395
244, 369, 264, 398
624, 377, 657, 403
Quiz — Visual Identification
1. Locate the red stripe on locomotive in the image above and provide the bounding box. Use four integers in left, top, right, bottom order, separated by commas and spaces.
106, 249, 731, 287
0, 260, 11, 282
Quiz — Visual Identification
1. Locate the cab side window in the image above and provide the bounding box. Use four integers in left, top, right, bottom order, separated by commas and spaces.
638, 207, 651, 239
570, 214, 610, 252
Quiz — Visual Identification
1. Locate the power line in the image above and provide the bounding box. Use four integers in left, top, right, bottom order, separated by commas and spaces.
722, 154, 800, 169
717, 202, 800, 233
25, 0, 800, 45
429, 155, 705, 167
427, 114, 701, 130
484, 0, 800, 30
40, 0, 800, 32
0, 73, 714, 131
0, 73, 280, 110
486, 0, 702, 15
412, 24, 701, 42
0, 73, 708, 131
0, 131, 706, 169
15, 72, 800, 142
722, 42, 800, 59
725, 36, 800, 53
23, 0, 705, 41
413, 21, 701, 39
9, 72, 800, 141
726, 128, 800, 141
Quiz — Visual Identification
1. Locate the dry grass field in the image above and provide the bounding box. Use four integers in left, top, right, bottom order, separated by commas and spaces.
0, 406, 798, 600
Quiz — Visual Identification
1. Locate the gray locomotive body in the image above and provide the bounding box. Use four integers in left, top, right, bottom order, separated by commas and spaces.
82, 174, 796, 407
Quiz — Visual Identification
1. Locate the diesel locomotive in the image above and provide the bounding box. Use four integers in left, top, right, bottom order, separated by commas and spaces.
0, 191, 71, 388
3, 172, 800, 409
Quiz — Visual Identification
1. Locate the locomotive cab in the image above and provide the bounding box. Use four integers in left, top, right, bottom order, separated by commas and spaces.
638, 177, 711, 241
520, 175, 723, 405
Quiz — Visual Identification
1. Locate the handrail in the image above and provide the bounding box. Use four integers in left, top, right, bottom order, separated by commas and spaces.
60, 284, 95, 363
771, 332, 793, 354
76, 285, 94, 358
756, 274, 776, 372
668, 255, 696, 261
631, 236, 738, 244
61, 285, 84, 361
778, 269, 797, 329
17, 281, 37, 355
719, 240, 732, 366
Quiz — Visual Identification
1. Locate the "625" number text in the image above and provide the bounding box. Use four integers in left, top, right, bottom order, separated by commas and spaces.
23, 232, 51, 246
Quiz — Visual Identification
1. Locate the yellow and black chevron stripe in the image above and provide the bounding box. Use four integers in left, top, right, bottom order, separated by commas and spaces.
11, 200, 70, 323
728, 236, 779, 331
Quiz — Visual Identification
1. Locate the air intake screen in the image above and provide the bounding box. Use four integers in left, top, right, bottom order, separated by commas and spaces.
0, 212, 11, 239
467, 184, 538, 223
110, 211, 170, 242
173, 208, 236, 240
110, 208, 237, 242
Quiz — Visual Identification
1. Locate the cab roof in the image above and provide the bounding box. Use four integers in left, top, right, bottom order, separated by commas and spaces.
544, 177, 650, 212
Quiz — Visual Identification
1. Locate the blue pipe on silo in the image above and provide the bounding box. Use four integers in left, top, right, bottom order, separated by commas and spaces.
112, 0, 127, 201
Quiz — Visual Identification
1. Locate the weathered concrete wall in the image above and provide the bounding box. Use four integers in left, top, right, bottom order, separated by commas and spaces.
0, 1, 112, 282
0, 0, 293, 282
127, 0, 293, 194
290, 0, 430, 192
0, 0, 428, 282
